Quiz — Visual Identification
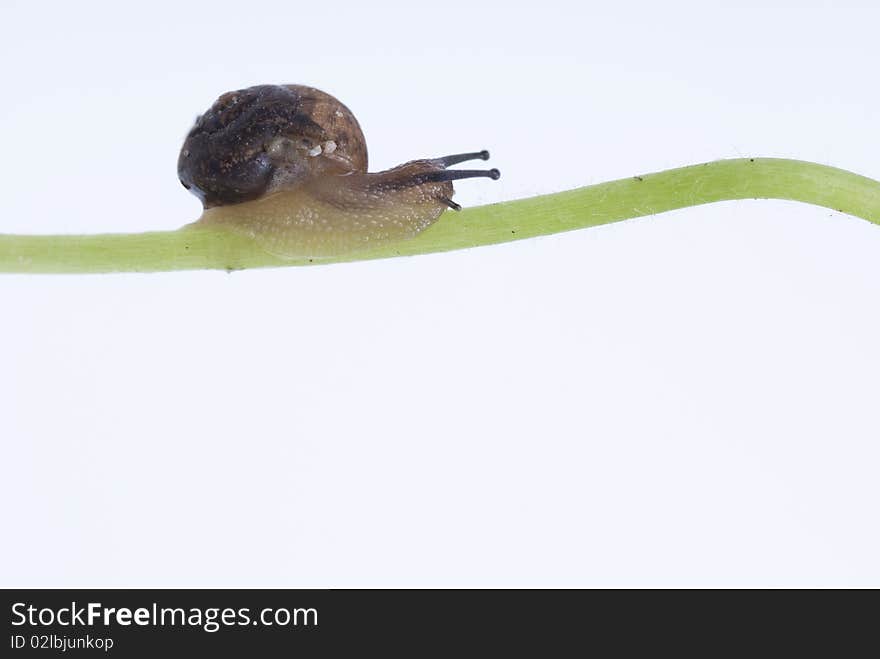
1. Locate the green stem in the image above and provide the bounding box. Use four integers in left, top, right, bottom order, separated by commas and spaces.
2, 158, 879, 274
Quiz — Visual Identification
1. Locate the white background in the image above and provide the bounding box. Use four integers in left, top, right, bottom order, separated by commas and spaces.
2, 0, 879, 586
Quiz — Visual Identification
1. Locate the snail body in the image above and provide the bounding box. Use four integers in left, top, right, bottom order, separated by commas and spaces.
178, 84, 498, 258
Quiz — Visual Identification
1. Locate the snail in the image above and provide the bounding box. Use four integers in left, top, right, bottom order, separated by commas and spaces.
178, 84, 499, 258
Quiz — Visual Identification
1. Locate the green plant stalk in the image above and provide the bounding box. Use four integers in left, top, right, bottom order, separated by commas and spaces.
2, 158, 879, 274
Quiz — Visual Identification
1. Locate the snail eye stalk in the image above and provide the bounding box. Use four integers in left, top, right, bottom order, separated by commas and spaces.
421, 168, 501, 183
431, 150, 491, 168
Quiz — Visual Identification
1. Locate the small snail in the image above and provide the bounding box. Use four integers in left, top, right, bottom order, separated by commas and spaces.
178, 84, 499, 258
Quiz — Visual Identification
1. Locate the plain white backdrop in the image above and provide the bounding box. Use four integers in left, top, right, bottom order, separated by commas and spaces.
2, 0, 879, 586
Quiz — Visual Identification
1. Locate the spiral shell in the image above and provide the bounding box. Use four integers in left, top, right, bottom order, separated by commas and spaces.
178, 84, 367, 208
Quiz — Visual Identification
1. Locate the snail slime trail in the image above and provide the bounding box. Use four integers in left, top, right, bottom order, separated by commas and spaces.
178, 85, 500, 258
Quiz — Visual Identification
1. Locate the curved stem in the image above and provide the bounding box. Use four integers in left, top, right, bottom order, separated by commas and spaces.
2, 158, 879, 274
